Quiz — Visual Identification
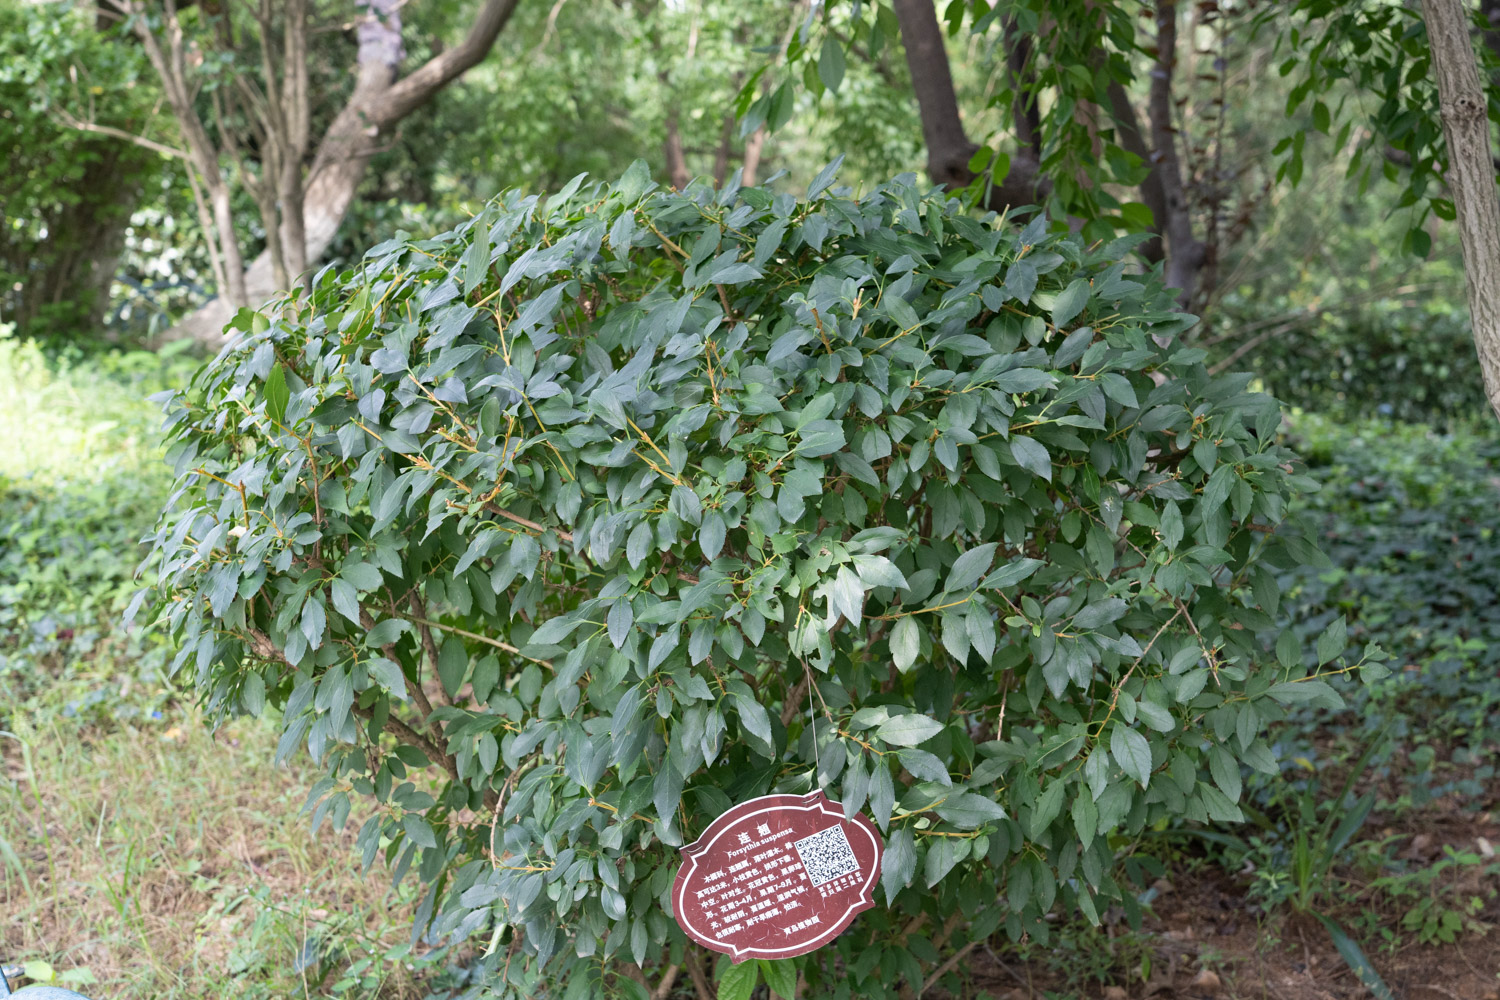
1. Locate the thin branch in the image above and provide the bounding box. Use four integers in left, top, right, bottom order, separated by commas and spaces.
51, 110, 190, 160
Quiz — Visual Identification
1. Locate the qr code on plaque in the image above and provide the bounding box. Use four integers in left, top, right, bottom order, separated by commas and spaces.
793, 825, 861, 887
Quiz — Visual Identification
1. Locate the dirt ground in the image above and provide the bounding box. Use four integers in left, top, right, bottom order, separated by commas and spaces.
960, 815, 1500, 1000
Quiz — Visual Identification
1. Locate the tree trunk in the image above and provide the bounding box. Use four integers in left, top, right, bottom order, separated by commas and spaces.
741, 124, 767, 186
664, 110, 691, 190
1146, 0, 1206, 308
712, 109, 737, 187
1423, 0, 1500, 420
890, 0, 1047, 211
10, 140, 144, 335
166, 0, 523, 345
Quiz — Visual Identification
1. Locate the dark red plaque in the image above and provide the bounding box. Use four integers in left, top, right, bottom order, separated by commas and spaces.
671, 790, 883, 963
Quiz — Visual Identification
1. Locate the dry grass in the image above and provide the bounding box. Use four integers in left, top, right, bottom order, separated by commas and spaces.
0, 710, 429, 999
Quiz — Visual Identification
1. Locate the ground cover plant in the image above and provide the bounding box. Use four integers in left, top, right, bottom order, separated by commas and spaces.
138, 164, 1390, 999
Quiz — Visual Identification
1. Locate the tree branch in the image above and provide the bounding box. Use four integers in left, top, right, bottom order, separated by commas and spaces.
373, 0, 524, 128
51, 109, 190, 161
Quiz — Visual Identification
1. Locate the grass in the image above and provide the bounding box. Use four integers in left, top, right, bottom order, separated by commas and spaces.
0, 714, 427, 998
0, 332, 441, 998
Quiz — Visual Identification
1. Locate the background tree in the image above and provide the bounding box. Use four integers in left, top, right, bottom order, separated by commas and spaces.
1423, 0, 1500, 419
0, 1, 163, 335
92, 0, 525, 343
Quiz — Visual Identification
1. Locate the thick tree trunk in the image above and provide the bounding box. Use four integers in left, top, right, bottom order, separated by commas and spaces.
11, 140, 143, 334
1424, 0, 1500, 420
891, 0, 1048, 211
167, 0, 523, 345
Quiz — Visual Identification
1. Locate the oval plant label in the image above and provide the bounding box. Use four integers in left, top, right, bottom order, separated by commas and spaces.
670, 790, 883, 963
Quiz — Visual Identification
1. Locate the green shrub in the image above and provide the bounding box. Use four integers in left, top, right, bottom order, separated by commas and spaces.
141, 165, 1380, 998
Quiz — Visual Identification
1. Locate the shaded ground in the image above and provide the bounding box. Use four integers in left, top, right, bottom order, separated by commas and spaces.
958, 808, 1500, 1000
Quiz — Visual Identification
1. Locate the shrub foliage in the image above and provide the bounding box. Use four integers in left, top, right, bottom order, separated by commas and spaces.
142, 165, 1379, 997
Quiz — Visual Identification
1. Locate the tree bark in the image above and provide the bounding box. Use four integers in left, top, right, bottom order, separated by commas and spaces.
1106, 79, 1167, 263
1423, 0, 1500, 420
1146, 0, 1206, 308
712, 108, 737, 187
664, 111, 691, 190
167, 0, 523, 344
741, 124, 767, 186
891, 0, 1047, 211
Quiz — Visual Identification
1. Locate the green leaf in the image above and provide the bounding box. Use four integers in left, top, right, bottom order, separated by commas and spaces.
329, 578, 361, 624
818, 37, 846, 94
1134, 699, 1175, 733
1317, 914, 1395, 1000
530, 613, 583, 646
22, 961, 55, 984
699, 512, 727, 560
1208, 744, 1242, 801
1317, 616, 1348, 666
1200, 464, 1236, 516
608, 599, 634, 649
984, 558, 1042, 589
1110, 725, 1153, 786
717, 960, 758, 1000
264, 363, 289, 425
945, 542, 997, 593
896, 748, 951, 786
735, 692, 773, 745
935, 791, 1005, 828
876, 713, 944, 747
881, 826, 916, 902
1159, 501, 1184, 550
807, 155, 845, 200
991, 368, 1054, 393
402, 814, 437, 849
1073, 598, 1125, 630
461, 226, 491, 294
1008, 436, 1051, 481
438, 638, 468, 699
368, 657, 408, 698
758, 959, 797, 999
924, 835, 966, 887
890, 616, 920, 673
1051, 278, 1090, 327
829, 565, 864, 624
617, 978, 651, 1000
1266, 680, 1343, 708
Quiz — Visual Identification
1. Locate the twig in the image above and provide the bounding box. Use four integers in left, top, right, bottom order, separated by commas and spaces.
486, 503, 698, 584
651, 964, 681, 1000
406, 614, 553, 669
409, 593, 453, 706
685, 946, 714, 1000
920, 940, 979, 996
